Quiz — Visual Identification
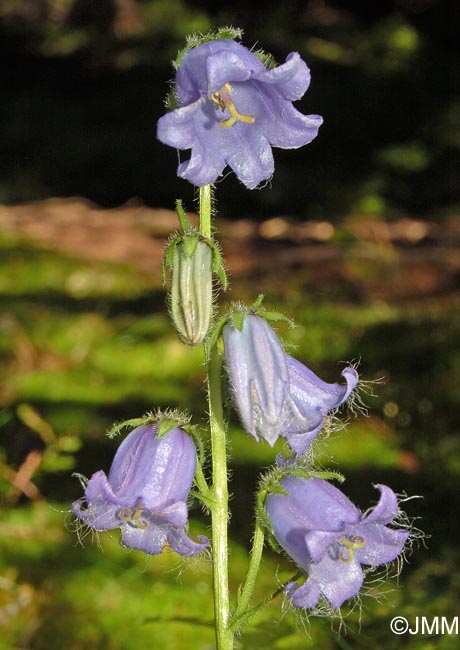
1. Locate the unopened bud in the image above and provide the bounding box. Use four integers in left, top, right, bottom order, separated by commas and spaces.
170, 239, 213, 345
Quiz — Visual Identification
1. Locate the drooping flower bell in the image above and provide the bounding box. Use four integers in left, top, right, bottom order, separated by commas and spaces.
72, 424, 208, 556
157, 38, 323, 189
265, 477, 409, 609
223, 313, 358, 450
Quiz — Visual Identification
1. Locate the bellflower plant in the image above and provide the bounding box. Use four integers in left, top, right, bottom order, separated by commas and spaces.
223, 313, 359, 451
265, 477, 410, 610
71, 28, 419, 650
157, 38, 323, 188
72, 423, 208, 556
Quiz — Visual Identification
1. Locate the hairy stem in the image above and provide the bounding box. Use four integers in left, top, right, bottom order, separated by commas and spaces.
207, 343, 233, 650
201, 183, 233, 649
199, 185, 212, 238
230, 519, 265, 633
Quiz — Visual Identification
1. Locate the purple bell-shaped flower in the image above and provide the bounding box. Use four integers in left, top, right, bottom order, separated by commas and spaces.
157, 39, 322, 189
265, 477, 409, 609
72, 424, 208, 556
223, 314, 358, 451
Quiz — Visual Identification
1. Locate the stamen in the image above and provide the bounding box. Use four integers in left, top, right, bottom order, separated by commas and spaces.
117, 506, 148, 530
338, 535, 365, 562
210, 83, 255, 128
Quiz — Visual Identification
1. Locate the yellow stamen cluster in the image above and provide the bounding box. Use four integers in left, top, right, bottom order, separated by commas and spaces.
211, 83, 255, 128
118, 506, 148, 530
338, 535, 365, 563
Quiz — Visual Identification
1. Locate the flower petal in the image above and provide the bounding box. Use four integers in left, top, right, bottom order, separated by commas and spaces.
167, 529, 209, 557
266, 478, 361, 572
286, 357, 359, 434
72, 470, 121, 530
176, 40, 264, 103
223, 315, 289, 445
286, 578, 321, 609
120, 524, 167, 555
283, 423, 323, 455
263, 102, 323, 149
255, 52, 311, 100
353, 523, 409, 566
225, 124, 274, 189
268, 477, 361, 533
304, 530, 342, 563
309, 553, 364, 608
206, 50, 252, 95
157, 101, 201, 149
363, 484, 400, 525
175, 102, 228, 186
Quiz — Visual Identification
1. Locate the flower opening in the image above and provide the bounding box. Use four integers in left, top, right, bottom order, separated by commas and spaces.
265, 477, 410, 610
157, 39, 323, 189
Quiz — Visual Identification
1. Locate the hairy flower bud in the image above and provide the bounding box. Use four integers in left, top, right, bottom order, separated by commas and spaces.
170, 239, 213, 345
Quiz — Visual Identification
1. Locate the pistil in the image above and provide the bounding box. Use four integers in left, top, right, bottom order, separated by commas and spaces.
211, 83, 255, 128
338, 535, 365, 563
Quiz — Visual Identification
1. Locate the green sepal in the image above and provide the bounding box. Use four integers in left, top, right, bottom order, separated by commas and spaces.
183, 234, 200, 258
231, 311, 245, 332
174, 26, 244, 69
254, 49, 277, 70
107, 410, 191, 440
182, 423, 206, 466
175, 199, 190, 232
207, 315, 229, 355
208, 240, 228, 290
255, 485, 284, 554
310, 469, 345, 483
107, 415, 156, 439
164, 86, 177, 111
157, 417, 182, 439
255, 310, 295, 328
161, 236, 179, 283
251, 294, 265, 311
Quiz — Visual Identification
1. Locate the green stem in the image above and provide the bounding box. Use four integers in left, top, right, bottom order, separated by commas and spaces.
199, 185, 212, 238
230, 520, 265, 631
201, 182, 232, 649
229, 570, 304, 634
207, 343, 233, 650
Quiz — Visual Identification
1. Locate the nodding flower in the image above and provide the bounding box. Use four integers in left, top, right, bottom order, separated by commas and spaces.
265, 477, 410, 609
72, 424, 208, 556
157, 38, 322, 189
223, 314, 358, 452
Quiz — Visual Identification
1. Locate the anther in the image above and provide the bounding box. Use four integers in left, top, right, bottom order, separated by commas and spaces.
210, 83, 255, 128
338, 535, 365, 562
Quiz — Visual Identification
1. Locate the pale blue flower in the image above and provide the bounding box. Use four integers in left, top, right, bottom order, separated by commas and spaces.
157, 39, 322, 188
266, 477, 409, 609
72, 424, 208, 556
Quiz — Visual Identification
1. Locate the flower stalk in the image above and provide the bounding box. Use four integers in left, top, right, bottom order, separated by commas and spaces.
202, 184, 233, 650
207, 341, 233, 649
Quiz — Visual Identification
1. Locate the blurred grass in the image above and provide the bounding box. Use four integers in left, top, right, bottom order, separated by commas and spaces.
1, 223, 459, 648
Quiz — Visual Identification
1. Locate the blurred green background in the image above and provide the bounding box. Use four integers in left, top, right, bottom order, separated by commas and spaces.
1, 1, 459, 649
